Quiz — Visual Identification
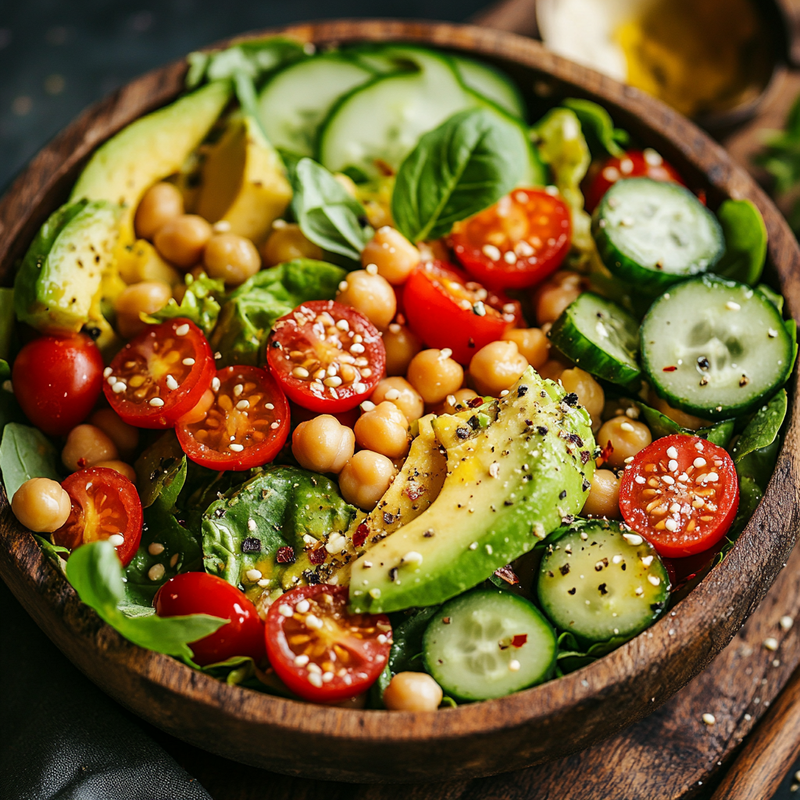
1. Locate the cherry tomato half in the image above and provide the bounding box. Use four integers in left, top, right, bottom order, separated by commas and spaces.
583, 149, 685, 212
104, 318, 215, 429
12, 333, 104, 436
267, 300, 385, 413
619, 434, 739, 559
154, 572, 266, 666
52, 467, 143, 566
451, 188, 571, 290
265, 584, 392, 703
176, 365, 290, 471
403, 261, 521, 364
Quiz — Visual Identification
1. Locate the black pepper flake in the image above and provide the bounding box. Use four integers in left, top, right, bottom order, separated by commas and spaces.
467, 415, 480, 430
582, 478, 591, 493
559, 563, 571, 576
213, 508, 226, 519
456, 426, 471, 439
383, 512, 396, 525
580, 450, 591, 465
537, 425, 549, 436
563, 393, 579, 406
595, 558, 608, 571
389, 567, 399, 582
241, 537, 261, 554
567, 587, 576, 595
697, 356, 710, 370
598, 583, 608, 595
559, 490, 567, 499
270, 340, 282, 348
566, 432, 584, 447
699, 376, 709, 387
517, 385, 529, 397
503, 499, 514, 506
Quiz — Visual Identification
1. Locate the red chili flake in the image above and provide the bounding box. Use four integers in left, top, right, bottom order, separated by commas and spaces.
599, 440, 614, 465
662, 366, 678, 372
404, 485, 424, 501
467, 396, 484, 408
511, 634, 528, 648
308, 546, 327, 565
276, 546, 295, 564
696, 189, 707, 206
352, 522, 369, 549
494, 565, 519, 585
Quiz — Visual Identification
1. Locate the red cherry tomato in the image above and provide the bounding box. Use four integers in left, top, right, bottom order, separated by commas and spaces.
154, 572, 266, 666
52, 467, 143, 566
403, 261, 521, 364
619, 434, 739, 559
12, 333, 104, 436
583, 149, 685, 212
104, 318, 215, 429
267, 300, 385, 413
176, 365, 290, 471
451, 188, 571, 290
265, 584, 392, 703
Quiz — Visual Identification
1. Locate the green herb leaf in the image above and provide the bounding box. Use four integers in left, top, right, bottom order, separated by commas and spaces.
291, 159, 370, 260
144, 272, 224, 336
0, 422, 60, 500
563, 98, 628, 158
555, 630, 628, 673
715, 200, 768, 285
633, 402, 735, 448
391, 107, 527, 243
733, 390, 787, 464
66, 540, 225, 660
0, 288, 14, 361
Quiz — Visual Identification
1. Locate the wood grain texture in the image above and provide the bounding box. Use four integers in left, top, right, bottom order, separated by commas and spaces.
0, 19, 798, 785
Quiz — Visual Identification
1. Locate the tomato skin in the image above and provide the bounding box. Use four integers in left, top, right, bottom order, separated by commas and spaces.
619, 434, 739, 559
12, 333, 104, 436
154, 572, 266, 666
267, 301, 385, 413
52, 467, 143, 566
583, 150, 685, 212
104, 318, 216, 429
265, 584, 391, 703
451, 189, 571, 290
403, 261, 519, 364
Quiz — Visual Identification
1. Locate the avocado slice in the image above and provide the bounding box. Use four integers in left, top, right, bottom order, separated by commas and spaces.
348, 367, 596, 614
14, 199, 120, 333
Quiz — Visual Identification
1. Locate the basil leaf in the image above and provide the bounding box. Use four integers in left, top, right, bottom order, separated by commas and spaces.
563, 98, 628, 158
715, 199, 768, 285
733, 390, 787, 464
291, 158, 369, 260
391, 107, 527, 243
144, 273, 224, 336
0, 422, 60, 499
66, 541, 225, 660
633, 402, 734, 447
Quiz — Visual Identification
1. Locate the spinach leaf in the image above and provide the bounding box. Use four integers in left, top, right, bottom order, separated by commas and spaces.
145, 273, 224, 336
753, 94, 800, 196
202, 465, 357, 591
210, 258, 346, 367
715, 199, 768, 285
563, 98, 628, 158
729, 474, 764, 543
391, 108, 526, 243
555, 630, 629, 673
291, 158, 370, 260
634, 402, 734, 448
388, 606, 440, 674
66, 540, 225, 661
35, 534, 69, 573
732, 390, 787, 464
0, 422, 60, 499
0, 288, 14, 361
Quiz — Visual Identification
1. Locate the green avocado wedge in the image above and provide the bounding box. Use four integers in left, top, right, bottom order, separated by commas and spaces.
348, 367, 596, 614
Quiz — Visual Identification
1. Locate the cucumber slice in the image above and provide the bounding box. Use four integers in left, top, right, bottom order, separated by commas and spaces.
537, 520, 669, 644
451, 54, 527, 119
423, 589, 556, 701
593, 177, 724, 294
549, 292, 641, 390
640, 275, 793, 420
256, 54, 374, 157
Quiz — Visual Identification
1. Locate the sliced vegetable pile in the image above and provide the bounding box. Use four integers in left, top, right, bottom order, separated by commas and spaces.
0, 37, 794, 711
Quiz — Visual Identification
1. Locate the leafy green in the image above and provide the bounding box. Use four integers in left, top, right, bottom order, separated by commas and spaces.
210, 258, 346, 367
556, 630, 628, 673
388, 606, 440, 674
0, 288, 14, 361
291, 158, 370, 260
753, 95, 800, 195
732, 390, 787, 464
715, 200, 767, 285
66, 541, 225, 661
634, 402, 734, 447
0, 423, 60, 499
563, 98, 628, 158
391, 108, 527, 243
202, 466, 357, 590
145, 273, 224, 336
34, 535, 69, 572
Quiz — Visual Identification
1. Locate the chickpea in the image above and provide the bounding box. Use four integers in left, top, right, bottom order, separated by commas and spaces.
559, 368, 605, 429
383, 323, 422, 376
649, 391, 710, 430
596, 417, 652, 469
11, 478, 71, 533
361, 226, 420, 285
502, 327, 549, 370
582, 469, 621, 519
113, 280, 172, 339
383, 672, 443, 712
338, 450, 397, 510
538, 359, 566, 382
292, 415, 355, 474
406, 349, 464, 405
203, 232, 261, 286
94, 460, 137, 484
355, 402, 410, 459
154, 214, 212, 268
261, 222, 323, 266
441, 388, 480, 415
469, 340, 528, 397
134, 182, 184, 241
534, 271, 585, 325
370, 377, 424, 422
62, 424, 119, 472
336, 269, 397, 330
88, 409, 139, 459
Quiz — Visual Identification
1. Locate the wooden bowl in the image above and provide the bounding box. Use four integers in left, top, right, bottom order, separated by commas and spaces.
1, 19, 799, 785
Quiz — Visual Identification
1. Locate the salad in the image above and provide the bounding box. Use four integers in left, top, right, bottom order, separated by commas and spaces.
0, 36, 794, 712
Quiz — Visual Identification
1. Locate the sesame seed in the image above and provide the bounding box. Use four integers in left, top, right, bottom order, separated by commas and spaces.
624, 456, 635, 464
667, 446, 678, 459
175, 324, 190, 336
236, 399, 249, 410
336, 319, 349, 331
307, 662, 322, 675
350, 343, 365, 355
182, 357, 195, 366
293, 367, 310, 379
306, 614, 323, 630
623, 533, 644, 546
257, 578, 269, 587
509, 659, 521, 672
668, 459, 678, 472
245, 569, 263, 582
620, 421, 635, 433
212, 377, 221, 391
103, 367, 112, 378
369, 588, 382, 599
665, 519, 678, 532
149, 397, 165, 407
768, 328, 778, 338
365, 263, 378, 275
489, 462, 500, 478
648, 575, 661, 586
166, 374, 178, 391
401, 551, 423, 565
469, 542, 478, 550
439, 348, 453, 360
353, 382, 367, 393
384, 389, 401, 401
148, 563, 165, 581
725, 301, 741, 311
324, 376, 342, 387
361, 400, 376, 412
229, 443, 244, 452
296, 599, 310, 613
702, 713, 716, 726
662, 475, 675, 485
634, 476, 646, 484
780, 616, 794, 631
641, 555, 654, 566
308, 673, 323, 688
148, 543, 165, 556
764, 637, 779, 651
503, 251, 517, 264
706, 472, 719, 482
214, 351, 222, 360
108, 533, 125, 547
322, 672, 334, 683
694, 457, 707, 468
294, 654, 309, 666
265, 403, 274, 410
270, 421, 280, 429
482, 244, 502, 260
112, 382, 127, 394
